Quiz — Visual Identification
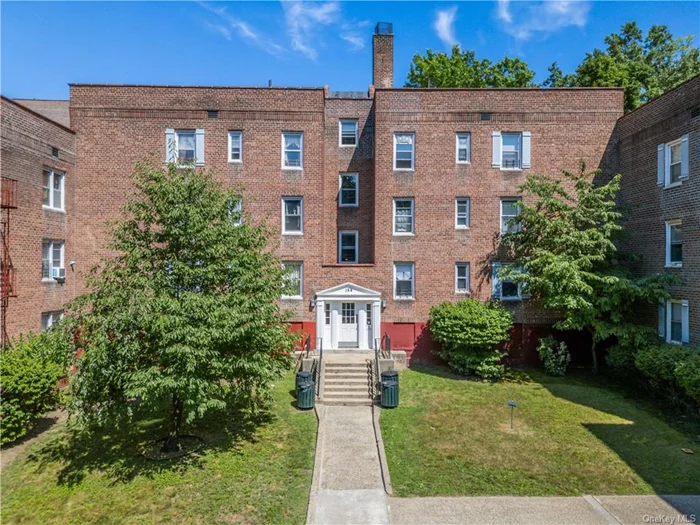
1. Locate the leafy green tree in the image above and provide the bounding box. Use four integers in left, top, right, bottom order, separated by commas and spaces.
66, 160, 297, 451
501, 162, 679, 372
406, 46, 535, 88
544, 22, 700, 111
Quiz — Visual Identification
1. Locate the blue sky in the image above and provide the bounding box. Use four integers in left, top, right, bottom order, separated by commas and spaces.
2, 1, 698, 99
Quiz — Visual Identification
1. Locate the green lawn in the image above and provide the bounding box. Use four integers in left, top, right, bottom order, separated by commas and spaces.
380, 367, 700, 497
1, 372, 316, 525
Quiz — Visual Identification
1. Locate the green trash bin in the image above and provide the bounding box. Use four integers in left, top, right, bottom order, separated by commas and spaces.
381, 380, 399, 408
381, 370, 398, 382
297, 381, 315, 410
296, 371, 313, 391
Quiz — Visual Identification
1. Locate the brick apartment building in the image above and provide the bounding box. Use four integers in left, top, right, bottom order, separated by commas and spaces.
1, 24, 697, 361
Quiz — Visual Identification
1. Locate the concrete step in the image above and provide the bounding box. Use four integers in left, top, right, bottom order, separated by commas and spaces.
324, 378, 368, 386
324, 386, 370, 394
324, 362, 369, 369
323, 391, 372, 399
322, 398, 373, 406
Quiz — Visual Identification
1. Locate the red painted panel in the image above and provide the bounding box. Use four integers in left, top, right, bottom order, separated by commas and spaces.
288, 321, 316, 351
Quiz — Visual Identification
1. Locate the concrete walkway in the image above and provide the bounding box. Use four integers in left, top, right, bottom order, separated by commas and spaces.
307, 405, 390, 525
306, 404, 700, 525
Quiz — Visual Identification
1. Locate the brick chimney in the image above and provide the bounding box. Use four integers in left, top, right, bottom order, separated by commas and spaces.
372, 22, 394, 88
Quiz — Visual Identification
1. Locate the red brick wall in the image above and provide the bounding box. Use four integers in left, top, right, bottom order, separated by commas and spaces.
1, 97, 76, 341
617, 76, 700, 344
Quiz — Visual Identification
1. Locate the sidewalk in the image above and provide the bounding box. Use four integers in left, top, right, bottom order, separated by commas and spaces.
306, 404, 699, 525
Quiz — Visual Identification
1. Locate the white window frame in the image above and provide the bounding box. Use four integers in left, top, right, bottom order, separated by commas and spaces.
229, 198, 243, 226
501, 132, 522, 170
665, 138, 682, 187
492, 262, 526, 301
339, 173, 359, 207
455, 263, 470, 294
339, 120, 358, 147
393, 198, 415, 236
338, 230, 359, 264
175, 129, 197, 163
228, 131, 243, 163
455, 197, 470, 229
660, 298, 690, 344
282, 132, 303, 170
281, 261, 303, 299
281, 197, 303, 235
393, 132, 415, 171
456, 133, 471, 164
42, 168, 65, 211
42, 240, 64, 281
665, 220, 682, 268
500, 198, 521, 234
41, 310, 64, 331
394, 262, 415, 300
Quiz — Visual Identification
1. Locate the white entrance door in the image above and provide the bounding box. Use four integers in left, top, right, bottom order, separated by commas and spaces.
337, 302, 358, 347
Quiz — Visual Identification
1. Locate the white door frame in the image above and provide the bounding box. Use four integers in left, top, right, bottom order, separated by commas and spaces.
314, 282, 382, 350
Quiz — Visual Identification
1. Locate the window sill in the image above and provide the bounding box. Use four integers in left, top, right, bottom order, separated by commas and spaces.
393, 169, 415, 173
281, 296, 303, 301
339, 144, 357, 148
337, 261, 359, 265
42, 206, 66, 213
456, 162, 471, 166
455, 226, 470, 230
282, 167, 303, 171
393, 233, 415, 237
228, 160, 242, 164
455, 291, 470, 295
282, 232, 304, 236
394, 297, 415, 302
665, 264, 683, 269
663, 182, 682, 189
339, 204, 359, 208
499, 168, 523, 172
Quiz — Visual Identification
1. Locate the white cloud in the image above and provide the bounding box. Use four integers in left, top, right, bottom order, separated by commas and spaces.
198, 1, 286, 57
434, 6, 460, 48
281, 0, 340, 60
495, 0, 590, 41
340, 33, 365, 50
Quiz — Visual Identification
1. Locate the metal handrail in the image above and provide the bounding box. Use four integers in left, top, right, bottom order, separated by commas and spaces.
373, 337, 381, 398
316, 337, 323, 398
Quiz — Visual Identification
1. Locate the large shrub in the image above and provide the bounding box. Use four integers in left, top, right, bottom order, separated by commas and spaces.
635, 344, 700, 404
0, 329, 70, 445
430, 299, 513, 380
537, 336, 570, 376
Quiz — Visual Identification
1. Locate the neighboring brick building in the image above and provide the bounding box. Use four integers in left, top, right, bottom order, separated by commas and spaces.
3, 24, 696, 362
1, 96, 76, 340
617, 76, 700, 346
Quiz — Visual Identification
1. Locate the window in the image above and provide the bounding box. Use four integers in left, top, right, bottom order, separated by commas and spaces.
394, 133, 415, 170
659, 299, 690, 344
342, 303, 355, 324
339, 173, 358, 207
666, 220, 682, 267
166, 128, 204, 165
281, 261, 303, 298
41, 311, 63, 331
338, 231, 358, 263
325, 303, 331, 325
42, 168, 64, 210
393, 198, 415, 235
455, 198, 470, 229
228, 131, 242, 162
282, 197, 303, 234
229, 198, 243, 226
455, 263, 470, 293
366, 303, 372, 325
339, 120, 358, 147
394, 262, 415, 299
492, 262, 526, 301
42, 240, 64, 280
492, 131, 531, 169
176, 130, 196, 161
501, 133, 521, 169
500, 199, 521, 234
456, 133, 470, 164
282, 132, 303, 169
659, 135, 689, 187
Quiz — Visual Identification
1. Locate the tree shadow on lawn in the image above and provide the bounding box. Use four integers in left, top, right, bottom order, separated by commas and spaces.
539, 374, 700, 501
23, 398, 274, 488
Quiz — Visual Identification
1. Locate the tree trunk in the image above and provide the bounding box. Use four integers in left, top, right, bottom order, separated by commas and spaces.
161, 395, 183, 453
589, 330, 599, 374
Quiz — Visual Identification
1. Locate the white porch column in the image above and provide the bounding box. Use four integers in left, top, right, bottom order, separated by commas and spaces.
357, 307, 367, 349
315, 300, 324, 350
372, 300, 382, 348
330, 308, 339, 349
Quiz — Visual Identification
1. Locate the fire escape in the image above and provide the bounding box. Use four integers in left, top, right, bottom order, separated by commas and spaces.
1, 177, 18, 348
